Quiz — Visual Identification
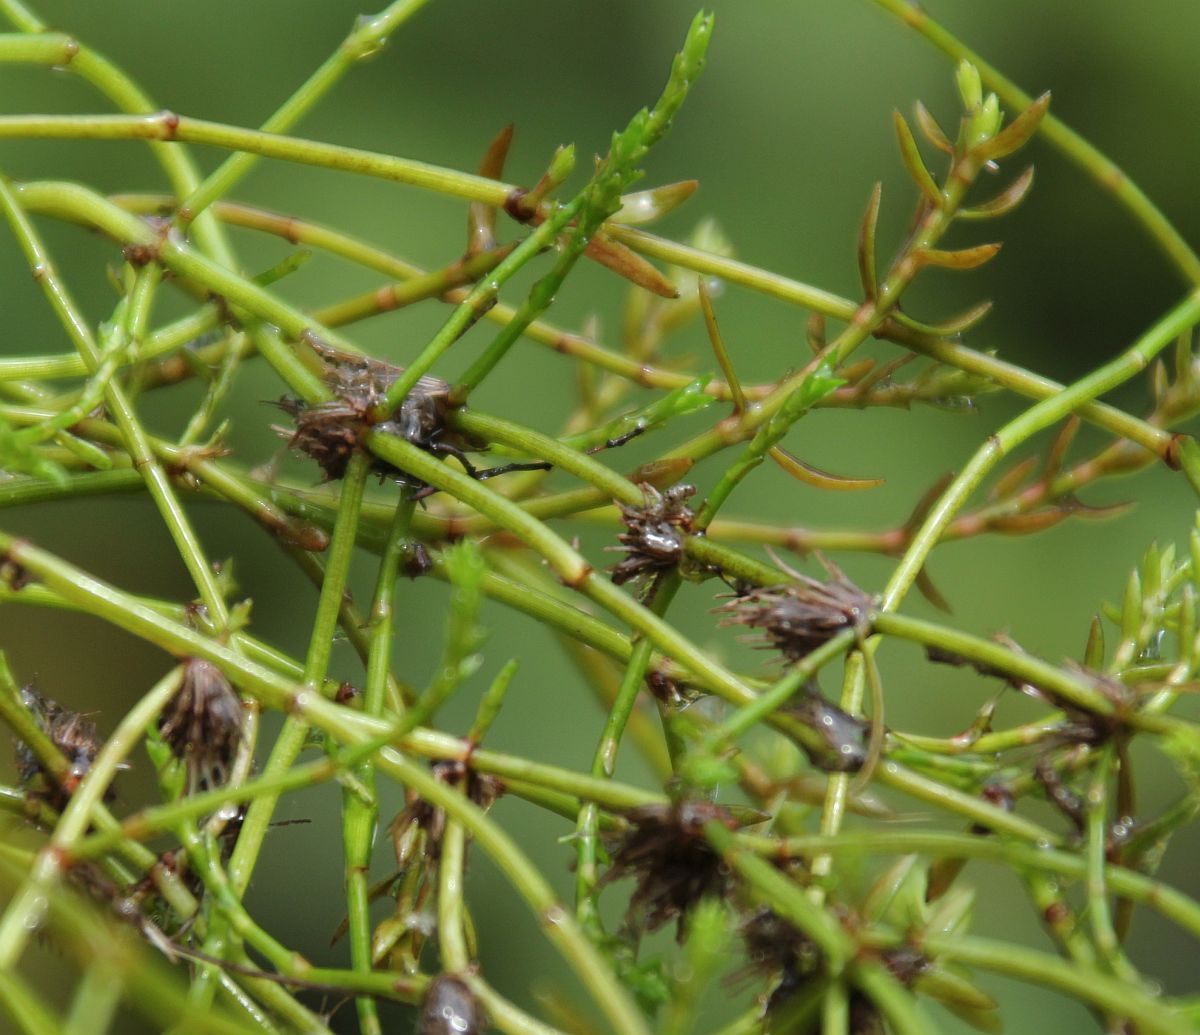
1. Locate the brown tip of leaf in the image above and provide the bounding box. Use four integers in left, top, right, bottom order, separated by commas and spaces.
584, 232, 678, 297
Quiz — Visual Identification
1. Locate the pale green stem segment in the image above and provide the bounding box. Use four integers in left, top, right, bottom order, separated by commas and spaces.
226, 452, 371, 896
576, 574, 681, 930
341, 498, 413, 1035
376, 197, 585, 415
177, 0, 433, 225
0, 3, 236, 267
0, 112, 511, 205
883, 289, 1200, 613
0, 188, 237, 631
303, 695, 652, 1035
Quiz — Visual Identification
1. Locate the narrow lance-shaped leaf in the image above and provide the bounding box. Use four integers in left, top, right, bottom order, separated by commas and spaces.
915, 968, 1002, 1034
897, 298, 993, 337
699, 277, 747, 412
1084, 615, 1106, 670
467, 658, 519, 744
990, 508, 1071, 535
894, 110, 943, 207
520, 142, 577, 213
912, 242, 1002, 270
916, 567, 953, 612
1042, 415, 1080, 480
468, 123, 513, 255
806, 312, 826, 353
914, 99, 954, 155
1152, 358, 1169, 403
769, 446, 884, 491
958, 166, 1036, 221
584, 230, 679, 297
988, 455, 1038, 501
978, 91, 1051, 161
1120, 566, 1143, 648
858, 181, 883, 300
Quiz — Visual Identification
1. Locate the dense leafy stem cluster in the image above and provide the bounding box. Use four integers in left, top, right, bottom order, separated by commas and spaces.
1, 2, 1200, 1034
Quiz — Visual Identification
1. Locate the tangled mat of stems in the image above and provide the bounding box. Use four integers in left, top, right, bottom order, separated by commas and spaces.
1, 2, 1200, 1034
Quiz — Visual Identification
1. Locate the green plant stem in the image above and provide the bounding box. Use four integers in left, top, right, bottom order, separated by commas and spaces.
226, 453, 370, 896
377, 197, 584, 415
1084, 747, 1139, 982
870, 0, 1200, 286
0, 112, 511, 205
302, 693, 650, 1035
437, 805, 470, 970
882, 289, 1200, 615
176, 0, 433, 225
754, 829, 1200, 937
868, 928, 1189, 1035
342, 499, 412, 1035
0, 178, 233, 624
575, 574, 680, 929
452, 408, 784, 585
0, 8, 235, 267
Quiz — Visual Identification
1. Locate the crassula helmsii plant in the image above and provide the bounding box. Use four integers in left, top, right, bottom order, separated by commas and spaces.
1, 1, 1200, 1033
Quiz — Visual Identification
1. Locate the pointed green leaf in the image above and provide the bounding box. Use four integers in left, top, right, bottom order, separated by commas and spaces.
894, 110, 943, 207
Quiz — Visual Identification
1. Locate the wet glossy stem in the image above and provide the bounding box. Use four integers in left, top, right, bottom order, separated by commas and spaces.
575, 573, 680, 930
871, 0, 1200, 286
225, 451, 370, 897
0, 665, 184, 970
343, 498, 412, 1035
437, 806, 470, 970
178, 0, 432, 225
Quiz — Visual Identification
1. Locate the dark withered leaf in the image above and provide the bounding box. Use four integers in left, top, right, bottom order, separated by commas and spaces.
717, 557, 874, 662
600, 800, 735, 941
158, 659, 244, 792
13, 686, 108, 808
608, 483, 696, 587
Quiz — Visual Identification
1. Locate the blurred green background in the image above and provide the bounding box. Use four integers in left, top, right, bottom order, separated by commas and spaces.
2, 0, 1199, 1031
